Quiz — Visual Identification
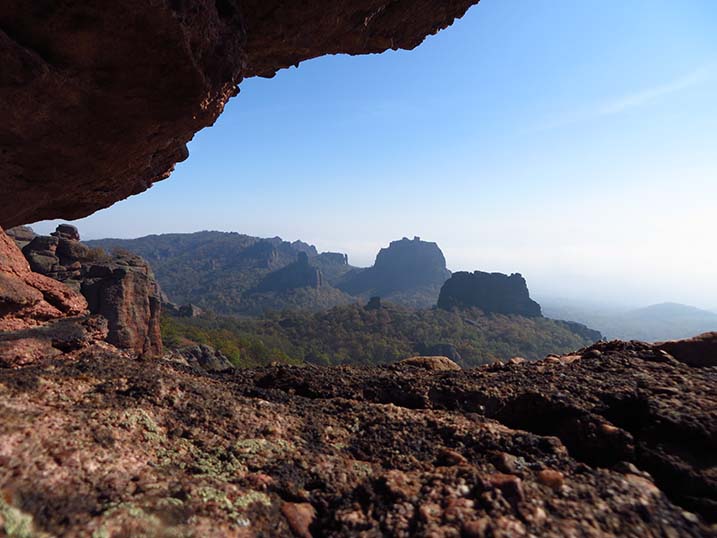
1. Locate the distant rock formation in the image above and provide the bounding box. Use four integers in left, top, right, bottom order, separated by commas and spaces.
338, 237, 451, 308
18, 226, 162, 356
317, 252, 349, 266
253, 252, 324, 292
438, 271, 542, 317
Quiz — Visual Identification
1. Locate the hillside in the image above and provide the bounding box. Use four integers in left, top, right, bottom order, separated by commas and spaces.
541, 299, 717, 342
87, 231, 356, 315
161, 303, 602, 367
88, 232, 461, 313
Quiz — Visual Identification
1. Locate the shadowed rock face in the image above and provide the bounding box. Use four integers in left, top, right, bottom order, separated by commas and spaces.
253, 252, 324, 292
338, 237, 452, 307
0, 0, 479, 228
438, 271, 543, 317
657, 332, 717, 367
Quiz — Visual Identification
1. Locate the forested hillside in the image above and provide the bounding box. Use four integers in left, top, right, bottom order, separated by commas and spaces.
162, 303, 602, 367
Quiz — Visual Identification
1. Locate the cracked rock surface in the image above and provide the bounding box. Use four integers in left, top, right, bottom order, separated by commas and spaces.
0, 342, 714, 537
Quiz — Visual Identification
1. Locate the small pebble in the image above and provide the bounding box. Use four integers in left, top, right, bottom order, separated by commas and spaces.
537, 469, 564, 490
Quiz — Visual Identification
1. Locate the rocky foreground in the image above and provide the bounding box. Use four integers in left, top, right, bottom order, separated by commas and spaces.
0, 338, 714, 537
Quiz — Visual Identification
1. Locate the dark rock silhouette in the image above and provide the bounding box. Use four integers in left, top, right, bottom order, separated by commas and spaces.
366, 296, 382, 310
438, 271, 542, 317
51, 224, 80, 241
338, 237, 451, 308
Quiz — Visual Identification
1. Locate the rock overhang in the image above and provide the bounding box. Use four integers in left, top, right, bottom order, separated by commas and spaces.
0, 0, 479, 228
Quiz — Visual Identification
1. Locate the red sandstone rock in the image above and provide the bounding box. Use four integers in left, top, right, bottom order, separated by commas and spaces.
13, 227, 162, 357
0, 0, 479, 229
537, 469, 564, 490
282, 502, 316, 538
81, 255, 163, 357
0, 227, 87, 332
0, 343, 712, 536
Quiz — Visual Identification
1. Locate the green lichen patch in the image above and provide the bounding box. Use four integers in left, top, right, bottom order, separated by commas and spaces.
0, 497, 47, 538
157, 439, 247, 480
194, 486, 272, 526
234, 438, 295, 468
119, 409, 165, 443
93, 501, 190, 538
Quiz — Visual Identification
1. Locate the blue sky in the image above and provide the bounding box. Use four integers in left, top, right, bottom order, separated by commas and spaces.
34, 0, 717, 307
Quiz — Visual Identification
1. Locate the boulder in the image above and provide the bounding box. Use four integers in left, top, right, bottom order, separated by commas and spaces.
51, 224, 80, 241
174, 344, 235, 373
81, 260, 162, 357
656, 332, 717, 367
396, 356, 462, 371
417, 343, 463, 364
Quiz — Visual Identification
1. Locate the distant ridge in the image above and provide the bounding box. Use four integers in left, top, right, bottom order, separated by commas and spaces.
86, 232, 455, 314
541, 299, 717, 342
87, 231, 355, 315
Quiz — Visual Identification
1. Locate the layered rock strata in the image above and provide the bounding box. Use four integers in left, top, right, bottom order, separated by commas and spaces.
5, 226, 162, 356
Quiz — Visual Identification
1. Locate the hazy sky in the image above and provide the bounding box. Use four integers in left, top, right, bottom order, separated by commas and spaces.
34, 0, 717, 308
